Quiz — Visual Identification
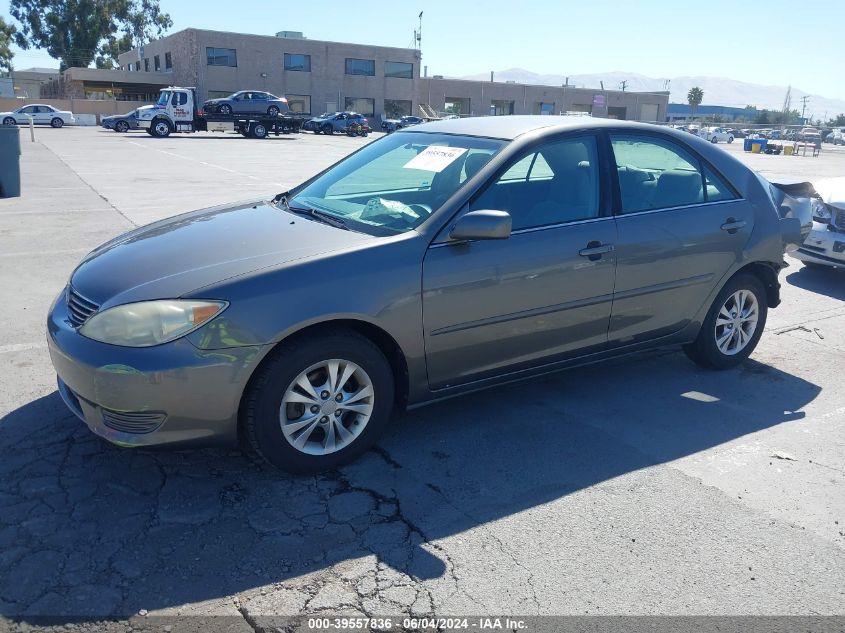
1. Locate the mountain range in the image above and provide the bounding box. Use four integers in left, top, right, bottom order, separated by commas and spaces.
457, 69, 845, 119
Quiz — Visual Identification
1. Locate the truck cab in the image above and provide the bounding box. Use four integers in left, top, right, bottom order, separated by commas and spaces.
137, 87, 199, 136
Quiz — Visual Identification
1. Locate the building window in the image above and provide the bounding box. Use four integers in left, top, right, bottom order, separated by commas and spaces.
344, 97, 374, 116
284, 53, 311, 72
445, 97, 470, 116
143, 58, 149, 72
345, 58, 375, 76
154, 55, 160, 72
384, 61, 413, 79
207, 47, 237, 67
491, 100, 515, 116
165, 52, 172, 70
286, 94, 311, 114
135, 61, 140, 71
534, 102, 555, 115
384, 99, 412, 118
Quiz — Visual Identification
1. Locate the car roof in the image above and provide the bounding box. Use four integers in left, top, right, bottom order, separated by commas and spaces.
406, 115, 677, 141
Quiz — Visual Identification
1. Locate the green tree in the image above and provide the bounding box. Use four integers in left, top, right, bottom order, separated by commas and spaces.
0, 17, 15, 73
687, 86, 704, 119
827, 113, 845, 126
10, 0, 172, 70
756, 110, 770, 125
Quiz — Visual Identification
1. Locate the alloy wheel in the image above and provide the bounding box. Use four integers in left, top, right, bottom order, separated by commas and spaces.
714, 289, 759, 355
279, 359, 375, 455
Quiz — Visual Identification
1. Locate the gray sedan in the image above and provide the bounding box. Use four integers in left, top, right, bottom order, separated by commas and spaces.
202, 91, 289, 116
48, 117, 810, 473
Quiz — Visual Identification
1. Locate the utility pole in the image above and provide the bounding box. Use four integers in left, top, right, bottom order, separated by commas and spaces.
417, 11, 423, 51
800, 95, 810, 123
619, 80, 628, 92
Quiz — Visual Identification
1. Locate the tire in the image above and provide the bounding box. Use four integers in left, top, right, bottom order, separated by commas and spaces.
267, 106, 280, 117
145, 127, 155, 136
219, 104, 232, 115
251, 123, 268, 139
683, 273, 768, 370
322, 124, 333, 135
313, 128, 321, 135
51, 117, 64, 128
2, 117, 15, 126
151, 119, 171, 138
728, 136, 734, 143
710, 136, 718, 143
114, 120, 129, 133
243, 329, 395, 473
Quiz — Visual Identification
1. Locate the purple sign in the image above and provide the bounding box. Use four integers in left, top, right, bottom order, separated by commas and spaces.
592, 95, 607, 108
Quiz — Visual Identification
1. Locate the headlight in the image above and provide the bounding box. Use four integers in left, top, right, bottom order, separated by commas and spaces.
79, 300, 227, 347
811, 199, 831, 223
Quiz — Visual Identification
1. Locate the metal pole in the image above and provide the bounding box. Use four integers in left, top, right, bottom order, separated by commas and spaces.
29, 116, 35, 142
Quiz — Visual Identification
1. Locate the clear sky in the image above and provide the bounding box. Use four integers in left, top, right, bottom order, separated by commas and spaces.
4, 0, 844, 99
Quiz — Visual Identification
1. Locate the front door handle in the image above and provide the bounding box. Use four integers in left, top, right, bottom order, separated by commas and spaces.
578, 241, 614, 261
721, 218, 747, 233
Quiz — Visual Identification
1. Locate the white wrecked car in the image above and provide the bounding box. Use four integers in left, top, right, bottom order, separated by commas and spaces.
793, 177, 845, 268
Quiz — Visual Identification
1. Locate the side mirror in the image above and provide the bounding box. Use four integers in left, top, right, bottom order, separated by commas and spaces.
449, 210, 512, 241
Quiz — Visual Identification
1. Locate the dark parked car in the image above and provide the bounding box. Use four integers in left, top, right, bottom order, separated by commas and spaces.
48, 117, 811, 473
381, 115, 425, 133
101, 108, 146, 133
303, 111, 369, 135
202, 91, 289, 116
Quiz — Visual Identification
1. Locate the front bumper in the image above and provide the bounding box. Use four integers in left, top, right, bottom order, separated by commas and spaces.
793, 223, 845, 267
48, 290, 267, 448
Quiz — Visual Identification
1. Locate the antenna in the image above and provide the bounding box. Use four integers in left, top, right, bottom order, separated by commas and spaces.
417, 11, 423, 51
619, 80, 628, 92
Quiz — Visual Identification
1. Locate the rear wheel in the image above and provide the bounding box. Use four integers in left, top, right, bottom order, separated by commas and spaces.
728, 136, 734, 143
251, 123, 268, 139
683, 273, 767, 369
3, 117, 16, 126
114, 120, 129, 133
243, 329, 394, 473
51, 117, 64, 128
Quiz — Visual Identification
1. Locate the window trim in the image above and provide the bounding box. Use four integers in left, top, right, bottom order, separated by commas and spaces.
345, 58, 375, 76
384, 60, 414, 79
603, 129, 742, 217
284, 52, 311, 72
206, 47, 238, 67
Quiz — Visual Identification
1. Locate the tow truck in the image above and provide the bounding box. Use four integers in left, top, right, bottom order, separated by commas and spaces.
137, 87, 305, 138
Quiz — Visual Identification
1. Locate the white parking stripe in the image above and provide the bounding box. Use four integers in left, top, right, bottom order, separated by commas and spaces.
0, 342, 48, 354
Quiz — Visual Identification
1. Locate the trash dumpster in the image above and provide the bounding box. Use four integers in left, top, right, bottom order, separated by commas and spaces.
0, 124, 21, 198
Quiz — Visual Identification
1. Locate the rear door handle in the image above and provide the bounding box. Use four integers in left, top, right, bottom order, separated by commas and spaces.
578, 241, 614, 261
721, 218, 747, 233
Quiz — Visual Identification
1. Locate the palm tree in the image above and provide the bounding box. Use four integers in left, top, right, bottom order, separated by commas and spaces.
687, 87, 704, 121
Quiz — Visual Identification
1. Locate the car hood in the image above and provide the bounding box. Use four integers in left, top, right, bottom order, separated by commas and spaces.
814, 177, 845, 209
70, 199, 377, 308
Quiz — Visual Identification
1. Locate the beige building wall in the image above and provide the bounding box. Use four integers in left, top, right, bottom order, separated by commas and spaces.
118, 29, 420, 120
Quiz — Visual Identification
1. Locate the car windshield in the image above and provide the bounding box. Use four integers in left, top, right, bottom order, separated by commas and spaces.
156, 91, 171, 106
289, 132, 505, 236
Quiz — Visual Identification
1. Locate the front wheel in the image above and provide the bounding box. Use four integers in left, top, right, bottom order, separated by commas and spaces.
683, 273, 767, 370
3, 117, 16, 126
151, 119, 171, 138
322, 124, 333, 135
219, 104, 232, 115
267, 106, 280, 117
51, 117, 64, 128
242, 329, 395, 473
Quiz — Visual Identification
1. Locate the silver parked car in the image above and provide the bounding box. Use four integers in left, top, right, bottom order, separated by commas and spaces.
1, 104, 75, 127
48, 117, 811, 473
202, 91, 290, 116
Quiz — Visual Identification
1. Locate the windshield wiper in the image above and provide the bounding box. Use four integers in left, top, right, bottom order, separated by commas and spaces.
289, 204, 350, 230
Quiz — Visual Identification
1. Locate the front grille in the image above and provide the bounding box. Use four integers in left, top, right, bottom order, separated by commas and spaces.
66, 286, 99, 327
101, 409, 166, 434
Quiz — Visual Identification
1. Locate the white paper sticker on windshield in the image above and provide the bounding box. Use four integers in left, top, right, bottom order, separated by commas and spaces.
403, 146, 468, 173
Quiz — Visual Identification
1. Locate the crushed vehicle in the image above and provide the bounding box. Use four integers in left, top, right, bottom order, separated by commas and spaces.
793, 177, 845, 268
